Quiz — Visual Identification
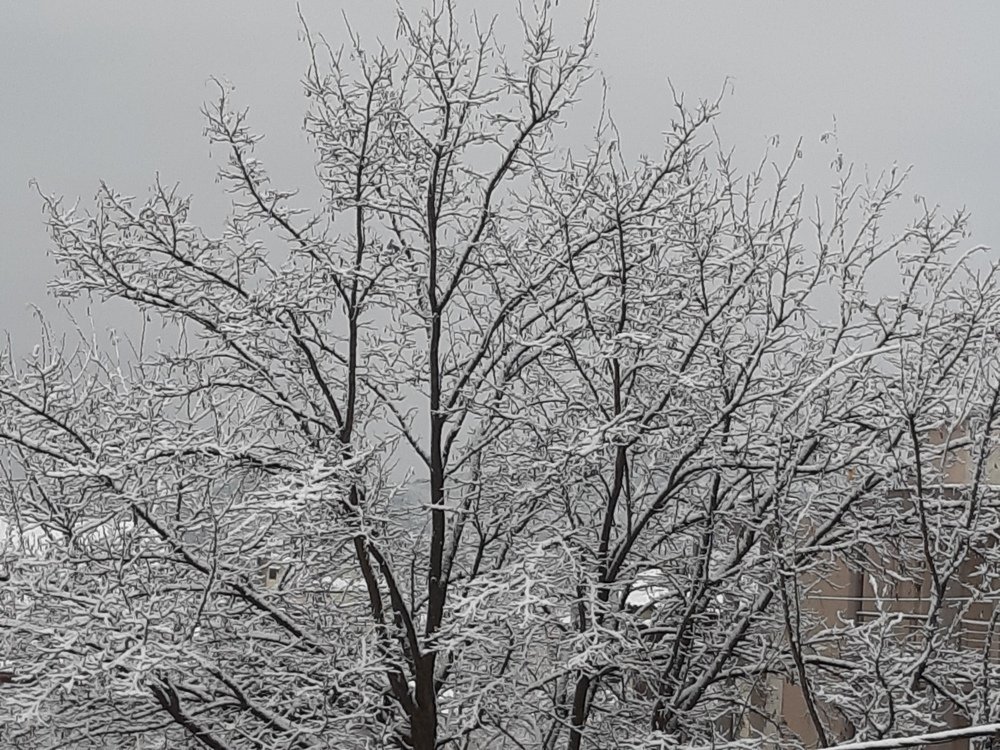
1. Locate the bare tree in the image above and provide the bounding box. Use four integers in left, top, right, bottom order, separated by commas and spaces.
3, 4, 1000, 749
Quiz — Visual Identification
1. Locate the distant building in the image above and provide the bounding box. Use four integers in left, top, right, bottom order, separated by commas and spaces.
774, 425, 1000, 750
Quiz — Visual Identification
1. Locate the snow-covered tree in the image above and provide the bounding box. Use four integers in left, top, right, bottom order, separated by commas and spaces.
3, 4, 1000, 749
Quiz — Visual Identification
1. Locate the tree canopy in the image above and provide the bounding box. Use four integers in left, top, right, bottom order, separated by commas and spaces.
3, 4, 1000, 749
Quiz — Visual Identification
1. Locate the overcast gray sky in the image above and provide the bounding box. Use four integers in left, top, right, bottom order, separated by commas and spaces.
3, 1, 999, 347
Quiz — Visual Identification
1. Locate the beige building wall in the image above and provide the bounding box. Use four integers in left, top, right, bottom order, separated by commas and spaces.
780, 553, 860, 748
776, 426, 1000, 749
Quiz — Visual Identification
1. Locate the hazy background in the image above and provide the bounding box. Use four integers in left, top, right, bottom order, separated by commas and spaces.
3, 1, 998, 348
